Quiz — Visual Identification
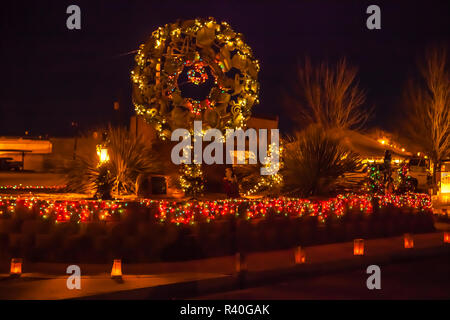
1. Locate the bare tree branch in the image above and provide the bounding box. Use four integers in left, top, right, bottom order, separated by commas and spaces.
285, 57, 371, 130
404, 45, 450, 186
405, 46, 450, 164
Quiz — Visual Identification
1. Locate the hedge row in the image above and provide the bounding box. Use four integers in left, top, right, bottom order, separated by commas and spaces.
0, 205, 435, 263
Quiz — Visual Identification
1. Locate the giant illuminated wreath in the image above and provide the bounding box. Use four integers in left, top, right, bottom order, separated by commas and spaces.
131, 18, 260, 139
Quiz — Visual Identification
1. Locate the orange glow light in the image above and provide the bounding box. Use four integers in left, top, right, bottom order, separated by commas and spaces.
353, 239, 364, 256
97, 146, 110, 164
10, 258, 22, 276
235, 253, 247, 273
111, 259, 122, 278
294, 246, 306, 264
404, 233, 414, 249
444, 232, 450, 244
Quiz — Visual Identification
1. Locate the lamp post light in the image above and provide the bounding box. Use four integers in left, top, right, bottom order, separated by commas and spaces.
97, 132, 110, 164
95, 132, 112, 200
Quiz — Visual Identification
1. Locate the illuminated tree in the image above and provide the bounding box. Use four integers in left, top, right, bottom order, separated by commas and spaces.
179, 163, 205, 197
235, 142, 283, 197
365, 164, 384, 194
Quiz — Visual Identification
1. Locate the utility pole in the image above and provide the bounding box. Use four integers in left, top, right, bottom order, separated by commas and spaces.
72, 121, 78, 160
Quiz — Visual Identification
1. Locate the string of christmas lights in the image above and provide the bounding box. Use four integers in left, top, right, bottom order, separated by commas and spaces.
0, 193, 433, 225
244, 142, 283, 196
186, 62, 209, 85
0, 185, 66, 191
179, 163, 205, 197
131, 17, 260, 140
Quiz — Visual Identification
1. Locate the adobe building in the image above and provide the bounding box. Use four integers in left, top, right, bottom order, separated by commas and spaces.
0, 137, 52, 172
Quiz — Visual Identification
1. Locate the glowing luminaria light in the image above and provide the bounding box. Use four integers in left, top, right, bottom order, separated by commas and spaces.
444, 232, 450, 243
404, 233, 414, 248
294, 246, 306, 264
353, 239, 364, 255
235, 253, 247, 273
10, 258, 22, 276
111, 259, 122, 279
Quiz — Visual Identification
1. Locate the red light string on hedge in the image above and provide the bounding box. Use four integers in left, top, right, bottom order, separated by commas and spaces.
0, 193, 433, 225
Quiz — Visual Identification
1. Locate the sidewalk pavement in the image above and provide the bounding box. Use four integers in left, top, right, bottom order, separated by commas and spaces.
0, 232, 448, 299
0, 273, 228, 300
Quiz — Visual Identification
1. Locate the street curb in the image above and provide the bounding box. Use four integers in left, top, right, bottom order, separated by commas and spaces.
78, 244, 450, 299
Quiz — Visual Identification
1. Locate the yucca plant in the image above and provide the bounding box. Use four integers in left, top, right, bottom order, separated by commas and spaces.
282, 125, 361, 197
66, 126, 163, 197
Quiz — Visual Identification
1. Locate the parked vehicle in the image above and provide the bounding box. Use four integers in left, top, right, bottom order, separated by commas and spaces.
408, 157, 431, 191
0, 157, 23, 171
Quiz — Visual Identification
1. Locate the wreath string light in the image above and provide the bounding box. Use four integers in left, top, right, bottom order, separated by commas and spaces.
131, 18, 260, 197
131, 17, 260, 140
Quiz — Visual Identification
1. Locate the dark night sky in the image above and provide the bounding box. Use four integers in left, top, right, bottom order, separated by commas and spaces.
1, 0, 449, 136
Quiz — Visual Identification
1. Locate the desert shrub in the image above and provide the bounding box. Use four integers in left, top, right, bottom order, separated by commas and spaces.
282, 125, 361, 197
66, 126, 162, 196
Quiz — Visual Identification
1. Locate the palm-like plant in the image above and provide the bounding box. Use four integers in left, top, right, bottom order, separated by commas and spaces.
66, 126, 162, 197
282, 125, 361, 197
